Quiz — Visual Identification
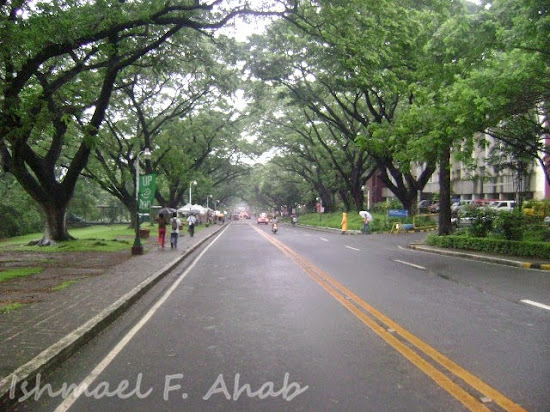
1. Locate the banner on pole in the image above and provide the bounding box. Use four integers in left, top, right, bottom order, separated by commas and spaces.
138, 173, 157, 212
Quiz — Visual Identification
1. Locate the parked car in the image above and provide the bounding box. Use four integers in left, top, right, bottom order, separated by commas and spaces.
472, 199, 499, 208
257, 213, 269, 224
489, 200, 516, 212
418, 200, 437, 212
452, 199, 474, 213
427, 202, 440, 213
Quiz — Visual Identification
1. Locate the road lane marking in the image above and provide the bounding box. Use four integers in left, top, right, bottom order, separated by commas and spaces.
319, 237, 328, 242
394, 260, 426, 270
345, 246, 360, 251
520, 299, 550, 311
252, 225, 526, 412
54, 226, 230, 412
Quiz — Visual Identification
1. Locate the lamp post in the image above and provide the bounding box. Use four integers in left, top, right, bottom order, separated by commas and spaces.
132, 148, 152, 255
206, 195, 212, 226
361, 185, 370, 210
189, 180, 197, 205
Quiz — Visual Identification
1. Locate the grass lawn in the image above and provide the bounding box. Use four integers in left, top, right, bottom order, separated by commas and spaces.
0, 225, 136, 253
294, 212, 403, 231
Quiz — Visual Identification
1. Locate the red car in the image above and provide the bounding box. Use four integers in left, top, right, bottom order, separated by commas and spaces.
257, 213, 269, 224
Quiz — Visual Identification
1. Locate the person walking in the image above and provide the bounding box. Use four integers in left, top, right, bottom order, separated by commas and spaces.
170, 212, 182, 249
157, 213, 167, 248
361, 211, 373, 234
187, 213, 197, 237
341, 212, 348, 235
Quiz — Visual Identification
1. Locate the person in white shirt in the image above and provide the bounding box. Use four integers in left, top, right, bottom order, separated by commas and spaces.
187, 213, 197, 237
170, 212, 182, 248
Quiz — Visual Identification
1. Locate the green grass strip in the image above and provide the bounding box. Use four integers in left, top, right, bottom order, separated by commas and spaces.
0, 302, 24, 314
51, 280, 78, 291
0, 267, 43, 283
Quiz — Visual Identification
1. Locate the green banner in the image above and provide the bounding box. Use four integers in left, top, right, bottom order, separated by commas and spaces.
138, 173, 157, 212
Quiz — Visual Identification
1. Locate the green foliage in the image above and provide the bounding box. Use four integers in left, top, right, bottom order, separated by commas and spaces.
372, 199, 404, 214
493, 210, 524, 241
0, 174, 44, 239
425, 234, 550, 260
463, 207, 497, 238
523, 199, 550, 218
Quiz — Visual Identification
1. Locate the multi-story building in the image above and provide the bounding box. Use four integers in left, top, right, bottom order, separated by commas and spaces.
423, 135, 549, 202
365, 134, 550, 206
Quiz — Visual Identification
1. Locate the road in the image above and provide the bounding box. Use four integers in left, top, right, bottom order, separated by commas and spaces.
11, 221, 550, 411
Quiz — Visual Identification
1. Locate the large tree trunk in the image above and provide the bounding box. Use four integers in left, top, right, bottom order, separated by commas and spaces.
38, 202, 74, 245
438, 144, 452, 236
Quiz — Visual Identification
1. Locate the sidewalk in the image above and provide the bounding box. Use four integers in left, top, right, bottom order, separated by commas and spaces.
0, 223, 225, 407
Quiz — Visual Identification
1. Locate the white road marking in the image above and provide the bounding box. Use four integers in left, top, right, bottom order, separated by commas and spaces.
520, 299, 550, 311
320, 237, 329, 242
54, 227, 228, 412
394, 260, 426, 270
345, 246, 360, 251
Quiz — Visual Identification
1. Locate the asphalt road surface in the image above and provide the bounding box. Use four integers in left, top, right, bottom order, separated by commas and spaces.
11, 221, 550, 411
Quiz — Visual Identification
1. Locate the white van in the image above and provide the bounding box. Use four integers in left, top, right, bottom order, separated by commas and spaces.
489, 200, 516, 212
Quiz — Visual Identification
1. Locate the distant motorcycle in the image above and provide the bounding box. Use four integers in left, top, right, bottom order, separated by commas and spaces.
271, 223, 278, 234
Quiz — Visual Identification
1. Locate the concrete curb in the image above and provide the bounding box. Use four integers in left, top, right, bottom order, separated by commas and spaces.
409, 243, 550, 271
0, 224, 225, 407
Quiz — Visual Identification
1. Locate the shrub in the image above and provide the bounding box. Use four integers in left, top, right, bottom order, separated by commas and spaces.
464, 207, 496, 238
425, 234, 550, 259
493, 210, 524, 241
523, 199, 550, 218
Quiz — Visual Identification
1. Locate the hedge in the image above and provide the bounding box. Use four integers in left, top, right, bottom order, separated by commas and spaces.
425, 235, 550, 260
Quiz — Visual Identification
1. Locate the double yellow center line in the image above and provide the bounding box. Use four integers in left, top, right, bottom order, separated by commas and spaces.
253, 226, 526, 412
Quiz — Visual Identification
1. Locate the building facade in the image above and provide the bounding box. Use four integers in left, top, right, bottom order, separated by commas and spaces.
365, 134, 550, 205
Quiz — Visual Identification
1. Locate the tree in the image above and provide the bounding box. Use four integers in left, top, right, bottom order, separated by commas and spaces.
0, 0, 294, 244
245, 1, 445, 214
84, 33, 248, 226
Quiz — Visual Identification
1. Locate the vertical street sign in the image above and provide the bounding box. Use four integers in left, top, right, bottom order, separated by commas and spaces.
138, 173, 157, 212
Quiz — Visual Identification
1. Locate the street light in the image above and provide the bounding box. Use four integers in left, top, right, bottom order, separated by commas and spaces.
206, 195, 212, 226
189, 180, 197, 204
361, 184, 370, 210
132, 147, 152, 256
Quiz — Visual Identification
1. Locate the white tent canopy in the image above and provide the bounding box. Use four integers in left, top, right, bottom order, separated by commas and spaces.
177, 203, 206, 215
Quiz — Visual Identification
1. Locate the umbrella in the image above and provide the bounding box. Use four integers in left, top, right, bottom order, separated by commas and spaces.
359, 211, 373, 221
157, 207, 176, 216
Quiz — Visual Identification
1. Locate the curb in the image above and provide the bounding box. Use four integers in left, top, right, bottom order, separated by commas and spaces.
409, 243, 550, 271
0, 224, 225, 408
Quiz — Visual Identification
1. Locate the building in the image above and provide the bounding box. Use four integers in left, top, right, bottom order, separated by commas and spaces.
365, 133, 550, 205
